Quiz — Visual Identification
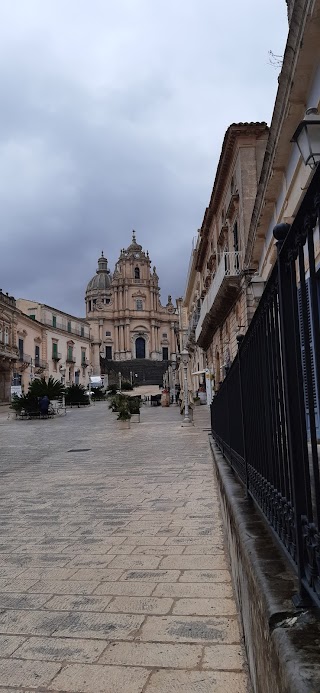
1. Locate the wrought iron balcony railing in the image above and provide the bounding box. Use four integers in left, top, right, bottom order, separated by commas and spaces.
34, 358, 48, 370
196, 251, 242, 349
52, 351, 62, 361
18, 352, 31, 364
43, 319, 89, 339
66, 354, 76, 363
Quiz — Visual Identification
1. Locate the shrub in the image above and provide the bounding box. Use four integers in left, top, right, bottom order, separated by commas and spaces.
121, 381, 134, 391
91, 386, 106, 400
107, 384, 118, 396
108, 393, 128, 412
29, 376, 64, 400
127, 396, 142, 414
65, 384, 90, 405
10, 393, 39, 413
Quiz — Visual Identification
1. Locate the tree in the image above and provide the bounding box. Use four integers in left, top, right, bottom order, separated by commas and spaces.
29, 376, 64, 400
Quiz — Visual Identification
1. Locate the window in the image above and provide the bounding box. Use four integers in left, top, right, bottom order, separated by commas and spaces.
105, 346, 112, 360
163, 333, 167, 338
134, 267, 140, 279
12, 372, 22, 386
4, 327, 9, 345
35, 345, 40, 365
81, 349, 86, 364
105, 331, 111, 337
80, 325, 84, 337
67, 321, 71, 333
52, 315, 56, 328
52, 342, 58, 357
88, 300, 92, 312
162, 347, 169, 360
29, 315, 35, 320
105, 298, 110, 304
136, 300, 143, 311
67, 346, 73, 361
18, 337, 23, 356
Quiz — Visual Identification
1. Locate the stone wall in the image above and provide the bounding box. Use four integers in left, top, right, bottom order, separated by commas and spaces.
209, 437, 320, 693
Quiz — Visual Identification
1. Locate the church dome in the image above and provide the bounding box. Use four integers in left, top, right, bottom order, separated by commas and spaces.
86, 252, 111, 293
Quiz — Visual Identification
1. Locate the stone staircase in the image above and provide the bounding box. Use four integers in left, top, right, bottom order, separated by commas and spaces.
101, 359, 169, 386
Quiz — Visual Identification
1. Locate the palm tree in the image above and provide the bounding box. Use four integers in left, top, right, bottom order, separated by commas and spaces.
29, 376, 64, 400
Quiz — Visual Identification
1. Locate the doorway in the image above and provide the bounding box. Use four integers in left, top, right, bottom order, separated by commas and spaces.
135, 337, 146, 359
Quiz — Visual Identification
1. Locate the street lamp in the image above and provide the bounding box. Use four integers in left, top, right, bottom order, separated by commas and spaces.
171, 354, 177, 405
59, 365, 66, 409
291, 108, 320, 169
181, 349, 192, 426
118, 371, 122, 392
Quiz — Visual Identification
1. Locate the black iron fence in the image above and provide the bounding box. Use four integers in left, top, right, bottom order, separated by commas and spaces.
211, 164, 320, 608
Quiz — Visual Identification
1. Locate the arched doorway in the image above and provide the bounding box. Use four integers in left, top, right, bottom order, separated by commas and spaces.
135, 337, 146, 359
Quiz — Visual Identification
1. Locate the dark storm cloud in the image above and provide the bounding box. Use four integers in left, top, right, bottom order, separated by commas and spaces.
0, 0, 288, 315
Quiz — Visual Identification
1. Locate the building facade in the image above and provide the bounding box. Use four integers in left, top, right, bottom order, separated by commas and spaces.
0, 291, 19, 401
16, 300, 91, 388
13, 311, 47, 394
86, 233, 178, 376
182, 123, 268, 393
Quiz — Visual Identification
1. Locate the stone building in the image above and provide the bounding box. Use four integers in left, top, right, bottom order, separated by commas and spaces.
85, 233, 178, 382
16, 300, 91, 388
0, 290, 19, 401
13, 311, 47, 394
183, 123, 268, 392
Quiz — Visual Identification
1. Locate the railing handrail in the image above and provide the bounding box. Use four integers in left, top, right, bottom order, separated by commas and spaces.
210, 163, 320, 609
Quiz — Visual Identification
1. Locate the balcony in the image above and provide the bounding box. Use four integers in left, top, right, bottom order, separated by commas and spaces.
44, 319, 89, 339
52, 351, 62, 361
66, 354, 76, 363
17, 352, 32, 370
81, 358, 89, 368
34, 358, 48, 372
195, 251, 242, 350
0, 339, 19, 360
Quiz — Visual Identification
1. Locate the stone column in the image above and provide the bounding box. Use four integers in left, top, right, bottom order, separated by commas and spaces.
170, 322, 176, 358
151, 323, 155, 359
114, 323, 119, 359
114, 287, 118, 312
126, 322, 130, 355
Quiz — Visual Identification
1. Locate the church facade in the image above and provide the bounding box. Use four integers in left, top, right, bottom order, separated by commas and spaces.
85, 233, 178, 376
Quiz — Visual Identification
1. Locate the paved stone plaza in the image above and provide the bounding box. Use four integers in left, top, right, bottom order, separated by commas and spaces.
0, 402, 249, 692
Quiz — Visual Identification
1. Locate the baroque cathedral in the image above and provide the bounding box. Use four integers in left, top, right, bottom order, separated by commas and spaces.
85, 232, 178, 377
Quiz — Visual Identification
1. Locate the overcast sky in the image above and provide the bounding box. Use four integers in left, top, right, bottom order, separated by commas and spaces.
0, 0, 288, 316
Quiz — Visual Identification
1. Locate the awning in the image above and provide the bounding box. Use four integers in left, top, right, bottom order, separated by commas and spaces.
90, 376, 103, 387
192, 369, 206, 375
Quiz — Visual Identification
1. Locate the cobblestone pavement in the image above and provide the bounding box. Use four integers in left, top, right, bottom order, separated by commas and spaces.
0, 402, 250, 692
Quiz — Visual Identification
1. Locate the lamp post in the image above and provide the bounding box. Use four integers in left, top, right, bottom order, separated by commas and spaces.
171, 354, 177, 405
181, 349, 192, 426
118, 371, 122, 392
59, 365, 66, 409
291, 108, 320, 168
87, 367, 93, 401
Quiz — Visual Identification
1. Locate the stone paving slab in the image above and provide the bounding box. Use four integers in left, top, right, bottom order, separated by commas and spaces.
0, 402, 250, 691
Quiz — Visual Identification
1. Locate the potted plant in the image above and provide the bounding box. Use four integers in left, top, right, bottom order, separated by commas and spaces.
117, 405, 131, 429
128, 396, 142, 423
193, 396, 201, 406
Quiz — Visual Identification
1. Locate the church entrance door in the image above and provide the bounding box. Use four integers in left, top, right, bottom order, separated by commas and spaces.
135, 337, 146, 359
